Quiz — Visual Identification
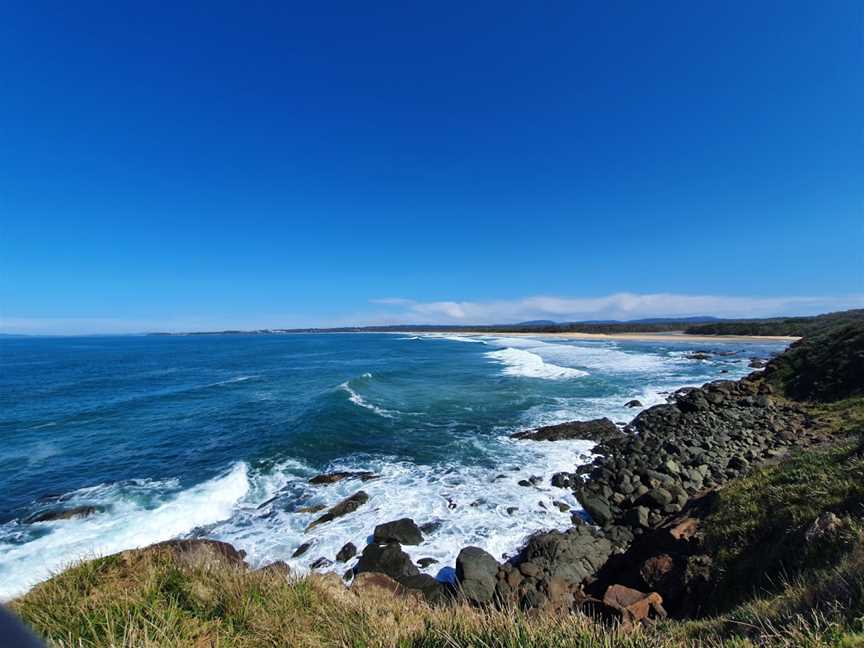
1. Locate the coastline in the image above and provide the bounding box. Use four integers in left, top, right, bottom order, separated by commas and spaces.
412, 330, 801, 343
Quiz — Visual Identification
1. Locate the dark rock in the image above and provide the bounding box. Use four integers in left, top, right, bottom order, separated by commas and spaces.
310, 557, 332, 569
748, 358, 767, 369
306, 491, 369, 530
26, 505, 97, 523
419, 520, 442, 535
417, 557, 439, 568
354, 542, 420, 581
576, 490, 614, 526
336, 542, 357, 562
511, 417, 622, 443
514, 525, 612, 586
624, 399, 643, 408
456, 546, 499, 605
551, 472, 575, 488
292, 542, 312, 558
308, 471, 379, 485
373, 518, 424, 545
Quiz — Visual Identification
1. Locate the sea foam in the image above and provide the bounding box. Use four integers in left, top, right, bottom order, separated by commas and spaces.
485, 347, 589, 380
0, 463, 250, 600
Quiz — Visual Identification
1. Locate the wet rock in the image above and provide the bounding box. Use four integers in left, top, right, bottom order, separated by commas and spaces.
26, 505, 97, 523
310, 557, 332, 569
419, 520, 442, 535
551, 472, 576, 488
456, 546, 499, 605
336, 542, 357, 562
373, 518, 424, 545
749, 358, 767, 369
296, 504, 326, 514
308, 471, 379, 485
292, 542, 312, 558
511, 417, 622, 443
306, 491, 369, 530
625, 400, 643, 408
417, 557, 439, 568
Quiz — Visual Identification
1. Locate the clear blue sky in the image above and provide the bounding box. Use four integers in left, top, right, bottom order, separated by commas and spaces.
1, 1, 862, 333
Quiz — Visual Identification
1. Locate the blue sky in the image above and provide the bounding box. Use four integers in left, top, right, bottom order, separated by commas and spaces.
1, 2, 862, 334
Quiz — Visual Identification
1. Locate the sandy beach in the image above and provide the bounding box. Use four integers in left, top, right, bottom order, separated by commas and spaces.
416, 330, 801, 343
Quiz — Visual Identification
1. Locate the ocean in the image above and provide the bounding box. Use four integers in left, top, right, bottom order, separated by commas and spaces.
0, 332, 786, 599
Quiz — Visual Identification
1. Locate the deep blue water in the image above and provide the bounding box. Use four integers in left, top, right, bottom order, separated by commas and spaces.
0, 332, 785, 598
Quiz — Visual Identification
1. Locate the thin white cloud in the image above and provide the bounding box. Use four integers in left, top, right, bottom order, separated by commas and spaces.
364, 292, 864, 325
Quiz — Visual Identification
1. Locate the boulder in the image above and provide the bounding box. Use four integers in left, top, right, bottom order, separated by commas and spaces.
514, 526, 612, 586
306, 491, 369, 530
600, 584, 666, 627
373, 518, 424, 545
576, 490, 614, 526
336, 542, 357, 562
624, 400, 643, 408
455, 546, 499, 605
353, 542, 419, 581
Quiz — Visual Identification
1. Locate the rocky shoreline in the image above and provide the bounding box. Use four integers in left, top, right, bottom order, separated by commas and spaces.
178, 348, 831, 628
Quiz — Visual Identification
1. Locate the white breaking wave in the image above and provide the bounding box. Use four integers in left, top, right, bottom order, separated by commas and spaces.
421, 334, 487, 344
0, 463, 250, 601
339, 381, 397, 418
210, 436, 596, 582
485, 348, 589, 380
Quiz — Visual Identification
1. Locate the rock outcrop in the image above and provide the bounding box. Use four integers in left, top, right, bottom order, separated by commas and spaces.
373, 518, 424, 545
306, 491, 369, 530
511, 417, 622, 442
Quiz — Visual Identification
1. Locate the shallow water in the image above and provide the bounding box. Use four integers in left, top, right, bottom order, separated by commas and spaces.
0, 332, 785, 599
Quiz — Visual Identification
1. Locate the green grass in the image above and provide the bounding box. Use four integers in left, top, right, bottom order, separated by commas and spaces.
8, 532, 864, 648
702, 400, 864, 612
